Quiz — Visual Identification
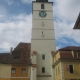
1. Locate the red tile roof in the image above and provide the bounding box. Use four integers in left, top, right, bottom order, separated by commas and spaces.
54, 46, 80, 60
33, 51, 37, 55
51, 51, 55, 55
0, 42, 32, 65
59, 46, 80, 51
32, 64, 37, 68
60, 51, 80, 60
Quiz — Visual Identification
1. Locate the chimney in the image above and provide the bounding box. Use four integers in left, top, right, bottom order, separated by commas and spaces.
10, 47, 13, 55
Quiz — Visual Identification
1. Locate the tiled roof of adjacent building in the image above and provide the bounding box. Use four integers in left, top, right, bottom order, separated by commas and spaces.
60, 51, 80, 60
59, 46, 80, 51
73, 12, 80, 29
0, 42, 32, 65
58, 46, 80, 60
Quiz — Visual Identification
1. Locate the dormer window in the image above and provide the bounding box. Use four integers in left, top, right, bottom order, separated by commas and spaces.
41, 4, 45, 9
74, 51, 78, 57
14, 56, 18, 60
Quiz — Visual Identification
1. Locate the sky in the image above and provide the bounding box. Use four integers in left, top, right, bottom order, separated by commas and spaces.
0, 0, 80, 53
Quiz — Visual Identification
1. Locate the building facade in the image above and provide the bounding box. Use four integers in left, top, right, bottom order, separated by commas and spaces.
0, 0, 56, 80
1, 0, 80, 80
74, 13, 80, 29
0, 43, 31, 80
31, 0, 56, 80
53, 46, 80, 80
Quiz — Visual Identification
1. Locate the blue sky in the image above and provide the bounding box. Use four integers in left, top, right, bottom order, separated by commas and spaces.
0, 0, 80, 52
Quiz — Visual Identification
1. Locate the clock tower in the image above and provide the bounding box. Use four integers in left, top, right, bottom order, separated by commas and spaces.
31, 0, 56, 80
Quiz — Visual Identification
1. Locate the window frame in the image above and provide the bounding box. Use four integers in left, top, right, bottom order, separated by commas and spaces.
42, 67, 45, 73
74, 51, 78, 57
42, 54, 45, 60
11, 68, 16, 74
41, 4, 45, 9
68, 64, 74, 74
22, 68, 26, 74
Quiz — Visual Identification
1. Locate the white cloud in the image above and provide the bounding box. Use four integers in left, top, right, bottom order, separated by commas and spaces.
56, 45, 61, 50
21, 0, 33, 3
0, 13, 32, 52
0, 0, 80, 52
52, 0, 80, 47
54, 19, 80, 44
53, 0, 80, 22
58, 38, 68, 44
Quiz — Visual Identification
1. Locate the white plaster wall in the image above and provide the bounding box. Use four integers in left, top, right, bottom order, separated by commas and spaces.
37, 54, 52, 64
31, 67, 37, 80
32, 29, 55, 39
36, 52, 53, 75
31, 40, 56, 52
37, 66, 52, 75
31, 2, 55, 80
33, 11, 53, 19
31, 55, 37, 64
33, 2, 53, 11
33, 20, 54, 29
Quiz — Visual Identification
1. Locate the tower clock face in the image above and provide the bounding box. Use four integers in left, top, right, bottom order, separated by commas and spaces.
39, 11, 47, 18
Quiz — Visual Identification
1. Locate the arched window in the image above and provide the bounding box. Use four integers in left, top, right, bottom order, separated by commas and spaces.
41, 4, 45, 9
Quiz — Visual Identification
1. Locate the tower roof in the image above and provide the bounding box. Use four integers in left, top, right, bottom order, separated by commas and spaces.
73, 12, 80, 29
36, 0, 48, 2
0, 42, 32, 65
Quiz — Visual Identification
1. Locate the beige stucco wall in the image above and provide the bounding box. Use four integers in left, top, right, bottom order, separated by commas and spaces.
33, 20, 54, 29
33, 2, 53, 11
54, 51, 60, 63
31, 2, 56, 80
33, 11, 53, 20
54, 62, 62, 80
37, 77, 53, 80
0, 64, 11, 78
63, 62, 80, 79
31, 40, 56, 52
32, 29, 55, 39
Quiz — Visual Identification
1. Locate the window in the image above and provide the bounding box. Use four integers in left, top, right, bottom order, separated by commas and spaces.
74, 51, 77, 57
11, 68, 16, 74
58, 67, 60, 74
14, 57, 18, 60
42, 67, 45, 73
69, 65, 74, 73
41, 4, 45, 9
22, 68, 26, 74
42, 54, 45, 60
